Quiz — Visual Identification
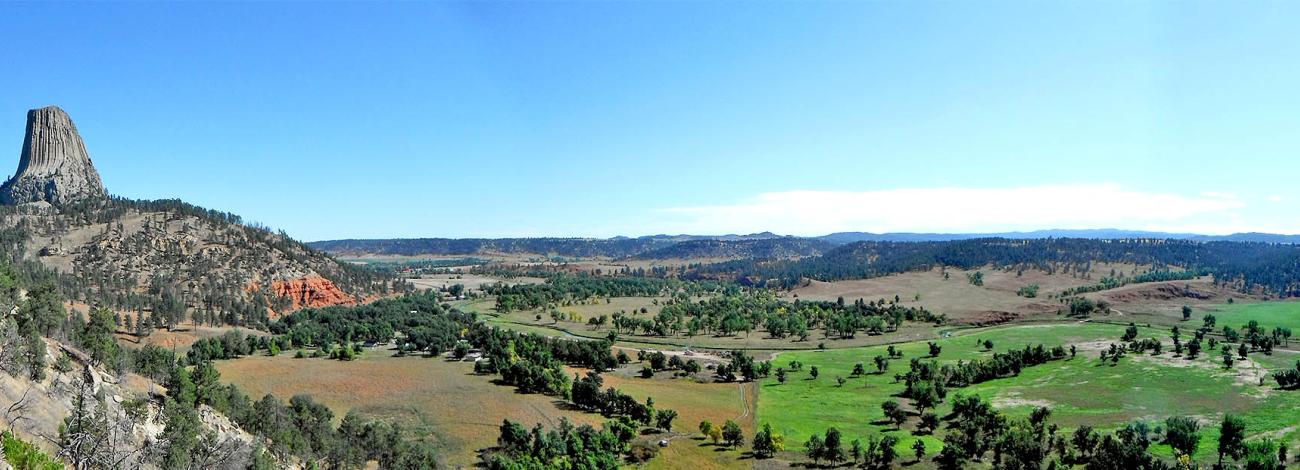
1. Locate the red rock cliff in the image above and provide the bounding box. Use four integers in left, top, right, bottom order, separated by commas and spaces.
271, 276, 355, 313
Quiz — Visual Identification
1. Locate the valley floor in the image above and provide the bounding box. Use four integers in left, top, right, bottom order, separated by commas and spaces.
209, 294, 1300, 468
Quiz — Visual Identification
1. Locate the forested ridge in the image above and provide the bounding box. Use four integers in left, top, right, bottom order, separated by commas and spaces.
692, 238, 1300, 296
309, 237, 680, 258
308, 233, 804, 259
0, 196, 395, 330
631, 238, 832, 260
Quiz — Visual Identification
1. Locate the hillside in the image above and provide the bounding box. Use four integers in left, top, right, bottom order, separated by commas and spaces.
308, 232, 792, 259
819, 229, 1300, 243
631, 237, 832, 260
0, 199, 389, 324
693, 237, 1300, 295
0, 107, 389, 325
0, 317, 263, 469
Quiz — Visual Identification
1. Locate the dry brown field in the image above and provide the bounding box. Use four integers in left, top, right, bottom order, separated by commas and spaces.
791, 264, 1148, 323
216, 350, 600, 468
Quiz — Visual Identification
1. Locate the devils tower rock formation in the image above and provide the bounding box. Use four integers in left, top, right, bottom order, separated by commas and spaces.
1, 106, 107, 206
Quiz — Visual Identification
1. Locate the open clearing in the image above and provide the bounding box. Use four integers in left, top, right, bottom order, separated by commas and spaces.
592, 369, 757, 470
1200, 300, 1300, 332
115, 325, 268, 351
406, 273, 543, 292
217, 346, 755, 469
216, 350, 601, 468
790, 266, 1136, 323
793, 267, 1244, 328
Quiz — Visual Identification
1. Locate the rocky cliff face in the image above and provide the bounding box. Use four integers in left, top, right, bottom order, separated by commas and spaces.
270, 276, 357, 313
1, 106, 107, 206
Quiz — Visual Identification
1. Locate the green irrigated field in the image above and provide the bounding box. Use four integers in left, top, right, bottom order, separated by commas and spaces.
756, 321, 1300, 464
1203, 300, 1300, 332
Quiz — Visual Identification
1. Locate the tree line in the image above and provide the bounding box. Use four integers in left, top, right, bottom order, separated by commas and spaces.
692, 237, 1300, 297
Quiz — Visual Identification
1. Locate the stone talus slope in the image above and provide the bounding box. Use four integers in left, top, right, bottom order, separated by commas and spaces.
0, 106, 106, 205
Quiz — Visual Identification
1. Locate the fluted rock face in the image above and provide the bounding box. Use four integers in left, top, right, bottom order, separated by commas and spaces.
271, 276, 357, 314
1, 106, 106, 206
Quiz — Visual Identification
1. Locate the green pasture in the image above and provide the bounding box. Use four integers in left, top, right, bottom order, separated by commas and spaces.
756, 321, 1300, 464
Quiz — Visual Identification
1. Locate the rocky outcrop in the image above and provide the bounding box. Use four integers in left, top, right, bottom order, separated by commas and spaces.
0, 333, 264, 469
1, 106, 106, 206
272, 276, 356, 312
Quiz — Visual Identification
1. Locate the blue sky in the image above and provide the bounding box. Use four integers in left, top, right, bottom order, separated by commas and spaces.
1, 2, 1297, 240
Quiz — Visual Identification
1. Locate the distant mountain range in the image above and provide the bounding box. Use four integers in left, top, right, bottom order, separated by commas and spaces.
817, 229, 1300, 244
309, 229, 1300, 260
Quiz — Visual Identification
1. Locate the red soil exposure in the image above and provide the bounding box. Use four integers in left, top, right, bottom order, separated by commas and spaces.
271, 276, 355, 313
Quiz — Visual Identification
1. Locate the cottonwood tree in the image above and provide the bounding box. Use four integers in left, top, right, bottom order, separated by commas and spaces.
1165, 416, 1200, 458
1219, 414, 1248, 467
722, 420, 744, 448
751, 423, 780, 459
882, 400, 907, 429
806, 434, 825, 465
822, 427, 844, 464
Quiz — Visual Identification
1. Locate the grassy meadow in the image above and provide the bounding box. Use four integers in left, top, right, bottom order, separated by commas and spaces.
1205, 300, 1300, 332
215, 296, 1300, 468
215, 349, 603, 468
756, 321, 1300, 465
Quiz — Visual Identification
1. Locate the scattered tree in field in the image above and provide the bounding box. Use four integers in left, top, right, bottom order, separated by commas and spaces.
699, 421, 721, 444
878, 435, 899, 468
913, 439, 927, 462
928, 342, 942, 357
656, 409, 677, 431
775, 368, 787, 384
919, 413, 940, 434
1182, 305, 1193, 321
822, 427, 844, 464
1219, 414, 1247, 467
1273, 361, 1300, 389
1122, 323, 1139, 342
722, 420, 744, 447
1244, 438, 1280, 470
882, 400, 907, 429
809, 365, 819, 380
752, 423, 782, 459
806, 434, 825, 465
1165, 416, 1201, 458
